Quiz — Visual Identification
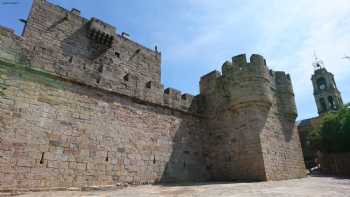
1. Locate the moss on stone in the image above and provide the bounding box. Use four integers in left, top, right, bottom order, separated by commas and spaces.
0, 58, 67, 95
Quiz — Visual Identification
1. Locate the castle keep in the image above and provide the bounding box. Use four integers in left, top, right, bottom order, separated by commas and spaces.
0, 0, 305, 189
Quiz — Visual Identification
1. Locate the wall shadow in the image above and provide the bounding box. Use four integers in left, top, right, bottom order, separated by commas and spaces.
61, 24, 110, 61
159, 99, 210, 184
276, 99, 294, 142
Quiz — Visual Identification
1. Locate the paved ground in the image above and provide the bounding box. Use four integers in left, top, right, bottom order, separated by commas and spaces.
6, 176, 350, 197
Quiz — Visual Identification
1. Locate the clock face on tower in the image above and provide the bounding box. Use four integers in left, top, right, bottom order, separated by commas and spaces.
317, 77, 327, 91
319, 84, 326, 90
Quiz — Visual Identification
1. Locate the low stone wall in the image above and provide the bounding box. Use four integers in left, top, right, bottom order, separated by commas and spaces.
321, 153, 350, 177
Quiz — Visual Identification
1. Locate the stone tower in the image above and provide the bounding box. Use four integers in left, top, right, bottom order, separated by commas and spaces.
200, 54, 305, 181
311, 59, 343, 114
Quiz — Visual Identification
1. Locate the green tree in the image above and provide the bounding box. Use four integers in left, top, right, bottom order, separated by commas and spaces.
316, 104, 350, 153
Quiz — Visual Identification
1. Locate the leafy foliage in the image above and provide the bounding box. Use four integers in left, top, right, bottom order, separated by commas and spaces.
312, 104, 350, 153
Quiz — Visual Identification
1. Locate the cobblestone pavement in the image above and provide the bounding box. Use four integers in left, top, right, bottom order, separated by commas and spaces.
7, 176, 350, 197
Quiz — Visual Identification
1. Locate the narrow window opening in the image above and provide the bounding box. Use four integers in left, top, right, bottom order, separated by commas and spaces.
146, 81, 152, 89
69, 56, 73, 63
328, 96, 336, 109
153, 155, 156, 164
105, 151, 109, 162
97, 64, 104, 73
123, 74, 129, 81
40, 152, 45, 164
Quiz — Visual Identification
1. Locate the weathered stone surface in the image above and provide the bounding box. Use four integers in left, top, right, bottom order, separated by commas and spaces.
0, 0, 306, 190
0, 60, 208, 189
200, 54, 305, 181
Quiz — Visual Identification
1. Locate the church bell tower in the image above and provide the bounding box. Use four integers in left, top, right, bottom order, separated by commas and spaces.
311, 57, 343, 115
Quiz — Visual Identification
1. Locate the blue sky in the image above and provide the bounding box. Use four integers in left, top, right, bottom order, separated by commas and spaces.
0, 0, 349, 120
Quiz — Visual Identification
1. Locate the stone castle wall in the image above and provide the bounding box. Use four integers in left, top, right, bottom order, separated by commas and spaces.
199, 54, 305, 181
0, 0, 305, 190
0, 58, 208, 189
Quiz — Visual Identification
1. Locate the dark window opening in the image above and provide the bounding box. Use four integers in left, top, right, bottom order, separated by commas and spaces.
123, 74, 129, 81
153, 155, 156, 164
105, 152, 109, 162
328, 96, 336, 109
40, 152, 45, 164
320, 98, 327, 112
115, 52, 120, 58
146, 81, 152, 89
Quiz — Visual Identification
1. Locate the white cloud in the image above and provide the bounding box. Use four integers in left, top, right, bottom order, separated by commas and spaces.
159, 0, 350, 119
257, 0, 350, 118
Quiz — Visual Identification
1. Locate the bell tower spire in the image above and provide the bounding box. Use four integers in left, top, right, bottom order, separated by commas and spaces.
311, 56, 343, 115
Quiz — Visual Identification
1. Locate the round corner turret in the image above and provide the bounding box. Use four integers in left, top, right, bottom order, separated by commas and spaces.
206, 54, 274, 111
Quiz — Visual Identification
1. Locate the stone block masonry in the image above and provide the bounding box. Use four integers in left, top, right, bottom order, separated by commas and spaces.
0, 59, 208, 188
0, 0, 306, 190
200, 55, 305, 181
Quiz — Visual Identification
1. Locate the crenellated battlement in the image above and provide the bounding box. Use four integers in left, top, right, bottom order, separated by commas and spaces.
221, 54, 270, 86
230, 53, 266, 67
200, 54, 274, 112
0, 10, 297, 116
0, 1, 306, 189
